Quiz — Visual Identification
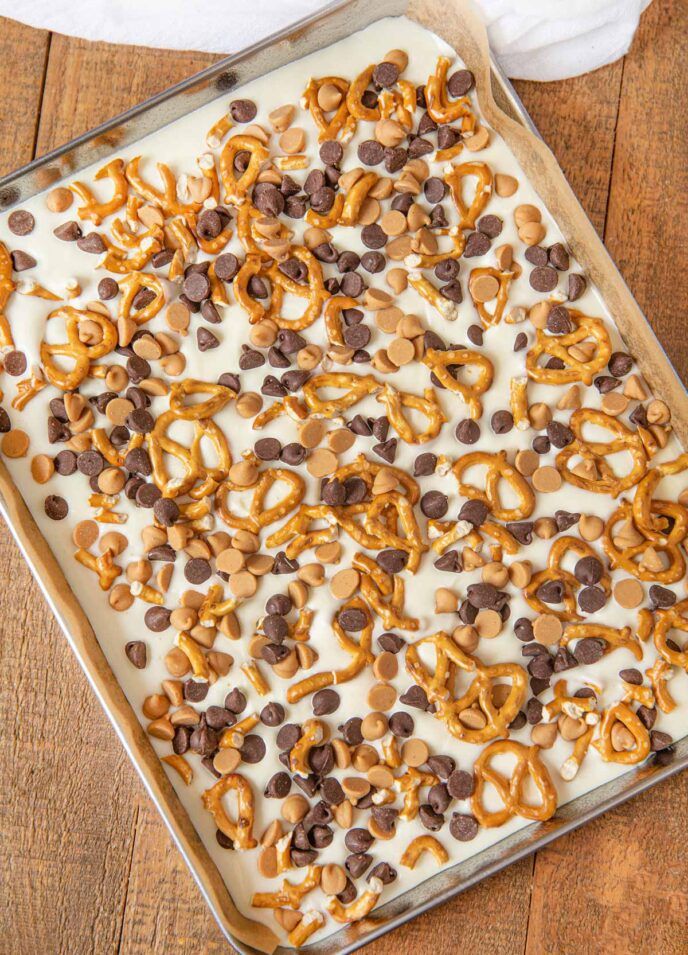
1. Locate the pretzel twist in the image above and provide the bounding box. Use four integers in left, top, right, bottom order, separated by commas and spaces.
524, 536, 611, 622
423, 347, 494, 420
444, 161, 492, 228
125, 157, 201, 219
352, 552, 420, 631
266, 245, 329, 329
653, 599, 688, 672
469, 267, 517, 327
646, 658, 676, 713
557, 409, 648, 496
216, 466, 305, 532
400, 835, 449, 868
526, 311, 612, 386
252, 865, 321, 909
562, 623, 641, 660
602, 501, 686, 584
117, 271, 165, 326
289, 718, 329, 776
426, 56, 475, 125
40, 306, 118, 391
0, 241, 15, 349
592, 702, 650, 765
453, 450, 535, 521
472, 740, 557, 827
396, 768, 438, 821
302, 76, 356, 141
71, 158, 129, 225
218, 134, 269, 205
377, 383, 446, 444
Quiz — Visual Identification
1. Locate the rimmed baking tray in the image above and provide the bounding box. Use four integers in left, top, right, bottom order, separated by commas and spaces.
1, 1, 687, 953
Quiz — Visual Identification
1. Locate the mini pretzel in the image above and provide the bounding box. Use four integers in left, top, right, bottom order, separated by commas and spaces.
562, 623, 641, 660
363, 491, 426, 573
525, 536, 611, 622
377, 383, 446, 444
0, 241, 16, 345
352, 552, 420, 631
220, 134, 270, 204
150, 411, 231, 499
302, 371, 380, 417
265, 503, 338, 558
407, 273, 460, 320
453, 450, 535, 522
557, 409, 647, 496
288, 911, 325, 947
267, 245, 329, 330
289, 718, 328, 776
332, 454, 420, 503
216, 467, 305, 532
287, 597, 373, 703
201, 773, 257, 850
653, 599, 688, 672
71, 158, 129, 225
125, 157, 200, 218
602, 500, 685, 584
396, 767, 438, 821
444, 161, 492, 229
405, 632, 527, 743
178, 631, 210, 679
74, 547, 120, 590
646, 658, 676, 713
40, 306, 118, 390
302, 76, 356, 141
425, 56, 475, 125
471, 740, 557, 828
117, 271, 165, 326
324, 295, 359, 345
592, 701, 650, 765
12, 372, 46, 411
469, 267, 516, 327
99, 231, 162, 274
422, 347, 494, 420
400, 835, 448, 869
526, 311, 612, 386
161, 753, 193, 785
347, 65, 381, 122
252, 865, 321, 909
543, 679, 598, 722
326, 878, 382, 923
510, 376, 530, 431
631, 452, 688, 542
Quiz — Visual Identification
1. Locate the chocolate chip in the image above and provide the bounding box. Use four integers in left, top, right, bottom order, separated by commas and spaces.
346, 853, 372, 878
421, 490, 448, 519
408, 136, 433, 158
548, 243, 570, 270
10, 250, 36, 272
230, 98, 257, 122
0, 408, 10, 434
450, 812, 479, 841
339, 717, 363, 746
144, 606, 171, 632
435, 259, 459, 282
537, 579, 564, 604
254, 437, 282, 461
77, 232, 106, 254
185, 557, 211, 584
8, 209, 35, 235
125, 641, 147, 669
338, 608, 368, 631
373, 61, 400, 87
372, 438, 397, 463
547, 305, 572, 335
424, 176, 447, 204
575, 638, 606, 665
650, 731, 672, 752
377, 548, 408, 574
446, 769, 474, 800
53, 220, 82, 242
555, 510, 580, 532
184, 680, 209, 703
239, 734, 266, 764
547, 420, 574, 448
574, 556, 603, 585
312, 688, 340, 716
530, 266, 558, 292
414, 452, 437, 476
491, 410, 514, 434
399, 684, 430, 711
514, 617, 534, 641
649, 584, 676, 610
525, 245, 548, 267
464, 231, 491, 257
533, 436, 551, 454
434, 551, 461, 573
459, 500, 489, 527
264, 772, 291, 799
568, 273, 586, 300
440, 280, 463, 303
260, 702, 285, 727
378, 632, 405, 654
361, 251, 385, 274
466, 324, 483, 347
319, 139, 343, 165
77, 449, 104, 476
456, 418, 480, 444
43, 494, 68, 520
447, 69, 474, 97
3, 350, 27, 376
578, 586, 606, 613
345, 828, 373, 853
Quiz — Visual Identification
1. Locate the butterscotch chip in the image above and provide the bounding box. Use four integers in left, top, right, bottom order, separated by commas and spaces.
297, 344, 323, 370
367, 764, 394, 789
579, 514, 604, 541
258, 846, 278, 879
30, 453, 54, 484
279, 126, 305, 154
101, 530, 128, 555
351, 744, 378, 772
366, 684, 396, 712
298, 562, 325, 586
518, 222, 546, 246
147, 717, 174, 740
304, 226, 331, 249
509, 560, 532, 588
246, 554, 274, 576
639, 546, 664, 573
386, 268, 408, 293
559, 714, 587, 741
321, 864, 348, 896
514, 204, 541, 227
387, 337, 415, 366
495, 244, 513, 270
315, 541, 341, 564
2, 429, 29, 458
299, 418, 326, 449
339, 167, 364, 192
514, 449, 539, 477
402, 738, 429, 768
342, 776, 371, 800
332, 738, 351, 770
369, 177, 393, 200
380, 209, 407, 236
317, 82, 343, 111
358, 196, 380, 225
361, 710, 388, 739
104, 396, 134, 425
493, 173, 518, 197
453, 624, 479, 653
282, 793, 309, 823
229, 460, 258, 487
534, 517, 558, 540
613, 578, 644, 609
532, 466, 562, 493
109, 583, 134, 612
170, 607, 196, 630
373, 650, 398, 682
386, 235, 413, 259
71, 519, 98, 550
236, 392, 262, 418
375, 305, 403, 333
475, 608, 502, 639
328, 427, 355, 454
216, 547, 245, 574
533, 613, 563, 646
208, 650, 233, 676
211, 747, 240, 775
470, 274, 499, 302
482, 562, 509, 588
464, 125, 490, 151
166, 301, 190, 333
46, 186, 73, 212
435, 587, 458, 613
105, 364, 129, 391
330, 567, 360, 600
250, 320, 278, 348
288, 579, 308, 608
531, 722, 557, 748
268, 103, 296, 131
397, 314, 424, 339
558, 385, 581, 411
384, 48, 409, 71
647, 399, 671, 424
459, 707, 487, 730
611, 722, 636, 752
601, 392, 629, 416
307, 448, 338, 478
229, 570, 258, 598
98, 467, 125, 494
624, 374, 647, 400
365, 287, 394, 310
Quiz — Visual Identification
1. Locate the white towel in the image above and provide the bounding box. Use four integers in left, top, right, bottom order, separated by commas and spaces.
0, 0, 652, 81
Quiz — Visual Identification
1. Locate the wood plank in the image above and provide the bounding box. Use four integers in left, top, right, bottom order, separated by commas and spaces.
0, 33, 223, 955
514, 61, 624, 236
526, 1, 688, 952
0, 18, 50, 175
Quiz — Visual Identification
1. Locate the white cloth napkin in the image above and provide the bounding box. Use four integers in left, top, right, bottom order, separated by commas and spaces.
0, 0, 652, 81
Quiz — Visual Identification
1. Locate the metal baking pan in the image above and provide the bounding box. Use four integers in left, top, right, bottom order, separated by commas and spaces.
1, 1, 686, 953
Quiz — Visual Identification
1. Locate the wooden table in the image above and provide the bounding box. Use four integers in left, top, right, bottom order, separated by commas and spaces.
1, 3, 686, 952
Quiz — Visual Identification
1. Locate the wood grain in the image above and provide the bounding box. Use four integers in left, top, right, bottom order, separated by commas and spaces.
0, 6, 686, 954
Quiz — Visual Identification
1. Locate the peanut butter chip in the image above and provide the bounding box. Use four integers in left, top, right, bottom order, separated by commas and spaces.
229, 570, 258, 598
282, 793, 309, 823
330, 567, 360, 600
2, 429, 29, 458
373, 650, 398, 682
279, 127, 306, 154
213, 747, 240, 774
236, 393, 262, 418
258, 846, 278, 879
328, 427, 355, 454
495, 174, 518, 197
367, 764, 394, 788
470, 275, 499, 302
509, 560, 532, 589
601, 392, 629, 416
299, 418, 327, 448
361, 710, 389, 739
380, 209, 407, 236
387, 337, 415, 366
72, 519, 99, 549
166, 301, 190, 333
475, 608, 503, 638
343, 776, 371, 799
321, 864, 347, 896
579, 514, 604, 541
46, 186, 73, 212
216, 547, 245, 574
307, 448, 338, 478
366, 684, 397, 712
401, 738, 429, 768
229, 460, 258, 487
375, 306, 402, 334
614, 578, 644, 609
31, 453, 54, 484
532, 466, 562, 493
533, 613, 563, 646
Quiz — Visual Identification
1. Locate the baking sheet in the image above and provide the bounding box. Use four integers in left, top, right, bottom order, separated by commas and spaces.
1, 1, 687, 953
